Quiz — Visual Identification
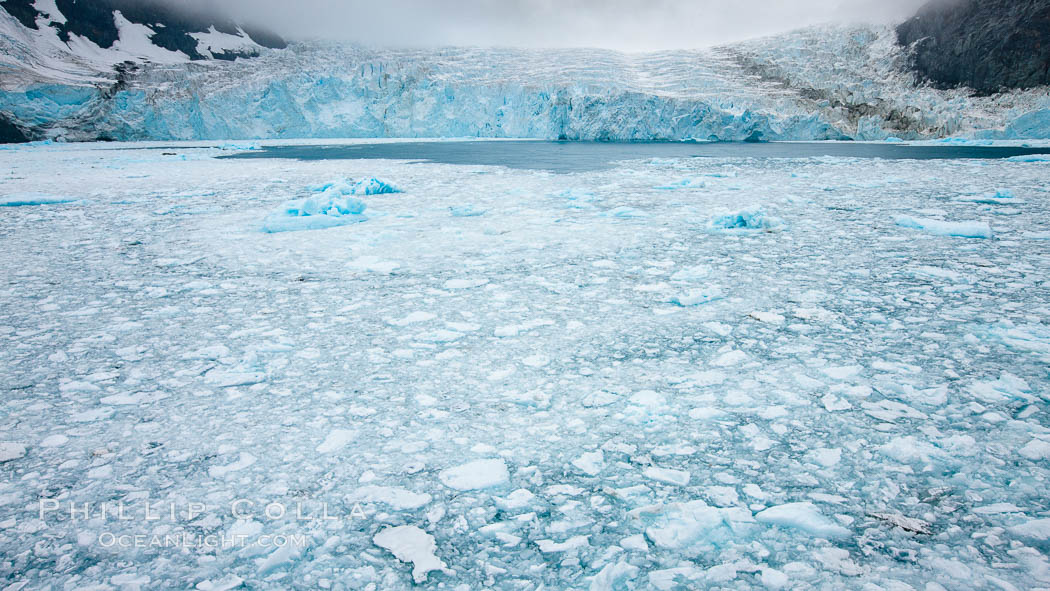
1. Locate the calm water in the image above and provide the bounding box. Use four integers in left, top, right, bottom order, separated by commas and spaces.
221, 140, 1050, 173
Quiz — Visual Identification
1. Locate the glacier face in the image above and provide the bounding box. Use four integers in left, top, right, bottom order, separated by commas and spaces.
2, 10, 1050, 142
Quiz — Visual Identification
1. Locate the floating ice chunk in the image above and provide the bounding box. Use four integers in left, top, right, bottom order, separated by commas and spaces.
182, 345, 230, 360
955, 190, 1023, 205
590, 561, 640, 591
1008, 518, 1050, 542
550, 188, 598, 203
822, 394, 852, 411
649, 567, 705, 590
373, 526, 446, 584
821, 365, 861, 380
300, 193, 367, 217
639, 500, 747, 550
754, 502, 849, 539
911, 266, 966, 282
983, 323, 1050, 355
760, 568, 789, 590
195, 574, 245, 591
536, 535, 590, 553
0, 194, 77, 207
256, 541, 303, 575
348, 256, 399, 274
522, 354, 550, 367
450, 205, 486, 217
582, 391, 620, 407
100, 391, 168, 405
349, 485, 431, 510
262, 178, 393, 232
1019, 439, 1050, 461
707, 207, 783, 231
620, 534, 649, 551
808, 448, 841, 467
712, 350, 748, 367
894, 215, 992, 238
443, 278, 488, 289
209, 452, 256, 478
439, 459, 509, 490
968, 373, 1031, 403
861, 400, 925, 422
688, 407, 726, 420
316, 429, 355, 454
60, 380, 101, 393
602, 206, 647, 218
494, 489, 537, 511
0, 443, 26, 462
671, 287, 724, 307
572, 450, 605, 476
973, 503, 1023, 515
706, 486, 740, 507
261, 213, 365, 233
878, 436, 941, 463
670, 266, 710, 282
643, 466, 691, 486
656, 178, 704, 190
869, 512, 932, 534
388, 312, 437, 326
88, 465, 113, 479
204, 368, 266, 387
630, 390, 665, 408
262, 188, 368, 233
813, 547, 863, 576
547, 484, 586, 496
417, 329, 464, 343
749, 311, 785, 325
349, 178, 401, 195
40, 435, 69, 448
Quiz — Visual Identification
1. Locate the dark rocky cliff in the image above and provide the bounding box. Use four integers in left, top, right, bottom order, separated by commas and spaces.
0, 0, 286, 60
897, 0, 1050, 95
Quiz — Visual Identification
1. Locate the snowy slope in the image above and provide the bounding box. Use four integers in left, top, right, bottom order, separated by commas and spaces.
0, 1, 274, 87
1, 5, 1049, 141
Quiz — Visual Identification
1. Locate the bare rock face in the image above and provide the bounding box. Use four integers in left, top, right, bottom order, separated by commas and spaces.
897, 0, 1050, 95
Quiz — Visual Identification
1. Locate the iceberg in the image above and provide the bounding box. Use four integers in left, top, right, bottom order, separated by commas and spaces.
707, 207, 783, 231
260, 177, 396, 232
0, 194, 77, 206
894, 215, 993, 238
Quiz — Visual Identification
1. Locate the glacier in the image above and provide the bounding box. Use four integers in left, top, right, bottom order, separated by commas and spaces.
2, 8, 1050, 142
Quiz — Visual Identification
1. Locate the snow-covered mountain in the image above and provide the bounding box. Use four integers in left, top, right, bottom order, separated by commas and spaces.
1, 1, 1049, 142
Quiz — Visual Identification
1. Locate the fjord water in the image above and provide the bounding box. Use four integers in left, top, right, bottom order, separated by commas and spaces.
222, 140, 1050, 172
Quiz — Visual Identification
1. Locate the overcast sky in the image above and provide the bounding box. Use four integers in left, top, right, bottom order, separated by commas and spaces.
215, 0, 931, 52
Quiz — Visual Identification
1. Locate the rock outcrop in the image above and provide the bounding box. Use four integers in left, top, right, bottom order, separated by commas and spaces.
897, 0, 1050, 95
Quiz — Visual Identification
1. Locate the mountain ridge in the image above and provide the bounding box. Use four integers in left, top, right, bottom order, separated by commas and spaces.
0, 0, 285, 63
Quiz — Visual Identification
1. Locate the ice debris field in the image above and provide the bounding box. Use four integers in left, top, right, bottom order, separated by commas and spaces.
1, 140, 1050, 590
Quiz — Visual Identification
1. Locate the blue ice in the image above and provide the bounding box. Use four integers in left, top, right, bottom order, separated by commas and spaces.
706, 207, 783, 231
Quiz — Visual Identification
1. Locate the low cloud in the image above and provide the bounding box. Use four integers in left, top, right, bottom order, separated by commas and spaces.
171, 0, 931, 51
